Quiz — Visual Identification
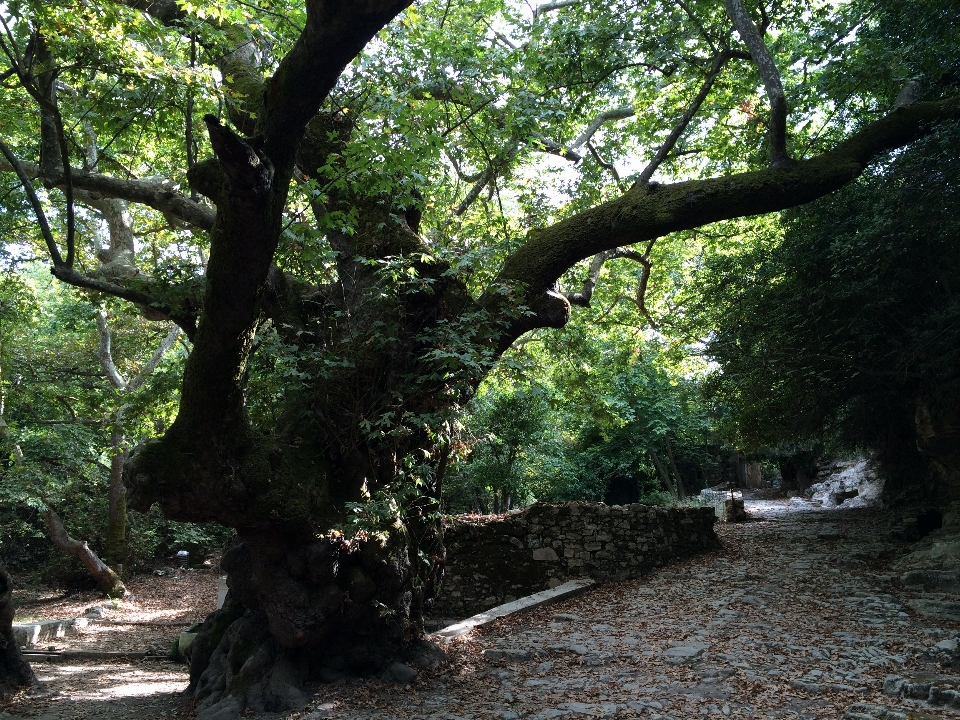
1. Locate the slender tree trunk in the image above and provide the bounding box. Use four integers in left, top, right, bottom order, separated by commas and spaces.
650, 450, 678, 499
735, 452, 747, 487
663, 436, 687, 499
43, 507, 125, 598
0, 567, 36, 695
104, 432, 128, 573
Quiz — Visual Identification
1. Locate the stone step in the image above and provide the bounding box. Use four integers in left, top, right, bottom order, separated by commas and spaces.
12, 617, 88, 648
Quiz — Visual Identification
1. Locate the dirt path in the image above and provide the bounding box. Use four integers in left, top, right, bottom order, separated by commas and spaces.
3, 566, 217, 719
5, 501, 959, 719
304, 501, 960, 720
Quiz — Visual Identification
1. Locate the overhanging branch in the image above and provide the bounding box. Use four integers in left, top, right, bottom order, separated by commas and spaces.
569, 106, 636, 152
492, 97, 960, 334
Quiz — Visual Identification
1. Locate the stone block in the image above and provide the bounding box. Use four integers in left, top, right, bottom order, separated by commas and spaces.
12, 618, 84, 648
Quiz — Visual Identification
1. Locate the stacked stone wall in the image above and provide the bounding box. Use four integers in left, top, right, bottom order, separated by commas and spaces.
433, 502, 718, 617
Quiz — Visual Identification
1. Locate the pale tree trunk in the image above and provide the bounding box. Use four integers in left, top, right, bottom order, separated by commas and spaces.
0, 567, 36, 695
96, 310, 181, 572
43, 507, 125, 598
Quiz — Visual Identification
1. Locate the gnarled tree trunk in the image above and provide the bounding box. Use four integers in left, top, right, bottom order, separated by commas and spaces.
0, 567, 36, 695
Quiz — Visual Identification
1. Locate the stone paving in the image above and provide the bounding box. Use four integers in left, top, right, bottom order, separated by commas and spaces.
310, 499, 960, 720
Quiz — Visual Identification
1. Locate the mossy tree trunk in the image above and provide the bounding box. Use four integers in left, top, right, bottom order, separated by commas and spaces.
0, 567, 36, 696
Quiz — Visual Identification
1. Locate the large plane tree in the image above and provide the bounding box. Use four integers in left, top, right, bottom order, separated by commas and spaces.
1, 0, 958, 713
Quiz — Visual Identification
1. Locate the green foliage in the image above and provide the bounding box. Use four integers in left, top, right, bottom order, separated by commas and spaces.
446, 381, 553, 512
2, 0, 959, 537
446, 329, 718, 512
693, 121, 960, 478
0, 266, 223, 572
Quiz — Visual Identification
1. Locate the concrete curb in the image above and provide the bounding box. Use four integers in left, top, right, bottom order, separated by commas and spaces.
13, 618, 88, 648
429, 577, 597, 641
21, 649, 165, 662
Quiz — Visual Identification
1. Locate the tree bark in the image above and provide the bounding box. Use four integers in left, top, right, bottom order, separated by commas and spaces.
104, 433, 128, 572
42, 507, 125, 598
491, 97, 960, 347
0, 567, 36, 695
663, 436, 687, 499
724, 0, 791, 167
650, 450, 678, 499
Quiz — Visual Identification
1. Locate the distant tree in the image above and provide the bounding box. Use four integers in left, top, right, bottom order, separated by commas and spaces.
0, 272, 183, 595
449, 383, 551, 513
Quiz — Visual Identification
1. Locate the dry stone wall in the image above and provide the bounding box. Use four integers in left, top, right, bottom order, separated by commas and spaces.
433, 502, 718, 617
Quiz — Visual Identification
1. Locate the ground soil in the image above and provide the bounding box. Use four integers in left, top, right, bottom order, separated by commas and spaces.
3, 500, 958, 719
3, 564, 218, 719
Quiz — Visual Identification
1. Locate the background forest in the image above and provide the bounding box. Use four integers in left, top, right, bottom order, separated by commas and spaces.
0, 0, 957, 598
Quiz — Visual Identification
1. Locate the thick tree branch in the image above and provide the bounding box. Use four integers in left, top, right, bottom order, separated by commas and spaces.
0, 156, 215, 231
204, 115, 273, 198
532, 0, 579, 23
492, 97, 960, 336
529, 132, 583, 162
261, 0, 414, 173
724, 0, 791, 167
568, 106, 636, 152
